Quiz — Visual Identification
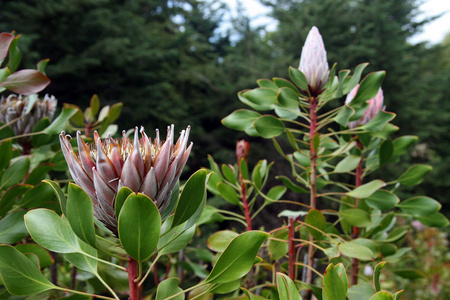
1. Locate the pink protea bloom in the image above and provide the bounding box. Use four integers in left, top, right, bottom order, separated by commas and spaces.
60, 125, 192, 234
346, 85, 384, 128
299, 26, 330, 95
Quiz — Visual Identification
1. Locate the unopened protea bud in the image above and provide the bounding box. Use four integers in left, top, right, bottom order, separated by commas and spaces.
346, 85, 384, 129
0, 94, 57, 152
60, 125, 192, 234
236, 140, 250, 164
299, 26, 330, 96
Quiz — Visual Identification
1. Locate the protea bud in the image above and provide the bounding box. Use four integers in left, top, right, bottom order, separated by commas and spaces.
59, 125, 192, 234
0, 94, 57, 152
346, 85, 384, 129
236, 140, 250, 164
299, 26, 329, 96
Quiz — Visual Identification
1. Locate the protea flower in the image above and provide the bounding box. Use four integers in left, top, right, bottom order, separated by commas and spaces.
299, 26, 329, 96
346, 85, 384, 128
0, 94, 57, 152
60, 125, 192, 234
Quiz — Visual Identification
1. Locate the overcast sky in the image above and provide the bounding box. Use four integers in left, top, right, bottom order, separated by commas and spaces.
222, 0, 450, 44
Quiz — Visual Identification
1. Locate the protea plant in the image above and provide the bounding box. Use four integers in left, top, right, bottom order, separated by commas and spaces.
60, 125, 192, 234
0, 94, 57, 152
346, 85, 384, 128
299, 26, 329, 96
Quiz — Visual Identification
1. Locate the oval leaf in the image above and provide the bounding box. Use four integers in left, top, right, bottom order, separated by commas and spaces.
205, 231, 269, 284
276, 272, 302, 300
66, 183, 96, 246
118, 193, 161, 262
254, 115, 285, 138
207, 230, 239, 253
1, 157, 29, 189
397, 164, 432, 186
0, 69, 50, 95
222, 109, 261, 131
0, 245, 56, 295
322, 263, 346, 300
365, 190, 399, 210
397, 196, 441, 217
347, 180, 386, 199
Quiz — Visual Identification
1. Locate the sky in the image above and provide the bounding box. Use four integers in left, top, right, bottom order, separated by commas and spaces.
222, 0, 450, 44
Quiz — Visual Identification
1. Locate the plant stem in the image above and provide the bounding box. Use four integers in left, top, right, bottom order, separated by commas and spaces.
351, 140, 363, 285
242, 182, 252, 231
306, 98, 318, 291
288, 217, 296, 280
127, 256, 140, 300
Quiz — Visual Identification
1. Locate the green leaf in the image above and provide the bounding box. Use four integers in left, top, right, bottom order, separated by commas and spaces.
289, 66, 309, 91
25, 163, 53, 185
397, 164, 432, 186
349, 71, 386, 106
19, 182, 56, 209
340, 209, 371, 227
105, 102, 123, 123
43, 180, 67, 215
381, 226, 408, 243
25, 209, 80, 253
118, 193, 161, 262
66, 183, 96, 247
361, 112, 396, 132
306, 209, 326, 240
0, 245, 56, 295
339, 240, 375, 261
0, 140, 12, 170
157, 216, 195, 255
243, 88, 278, 108
373, 261, 386, 292
397, 196, 440, 217
347, 180, 386, 199
276, 272, 302, 300
114, 187, 133, 219
348, 283, 376, 300
391, 269, 424, 279
343, 63, 369, 94
322, 263, 346, 300
65, 239, 98, 274
221, 164, 237, 184
217, 183, 240, 205
335, 105, 355, 127
1, 157, 29, 189
393, 290, 404, 300
266, 185, 287, 203
43, 108, 78, 135
222, 109, 261, 131
416, 212, 449, 228
254, 115, 285, 138
369, 291, 394, 300
156, 278, 183, 300
0, 184, 32, 217
392, 136, 418, 157
210, 279, 242, 294
90, 94, 100, 117
334, 263, 348, 295
205, 231, 269, 284
15, 244, 54, 268
269, 229, 288, 260
7, 36, 21, 73
0, 69, 50, 95
36, 59, 50, 75
242, 287, 267, 300
365, 190, 399, 210
172, 169, 207, 228
0, 211, 28, 244
275, 87, 301, 120
207, 230, 239, 252
277, 176, 308, 193
257, 79, 278, 90
379, 139, 393, 165
334, 155, 361, 173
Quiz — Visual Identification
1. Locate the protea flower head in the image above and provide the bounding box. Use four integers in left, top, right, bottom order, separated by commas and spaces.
0, 94, 57, 152
299, 26, 329, 96
236, 140, 250, 164
346, 85, 384, 129
60, 125, 192, 234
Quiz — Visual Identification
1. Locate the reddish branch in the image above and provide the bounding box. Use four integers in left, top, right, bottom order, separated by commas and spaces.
288, 217, 296, 280
127, 256, 139, 300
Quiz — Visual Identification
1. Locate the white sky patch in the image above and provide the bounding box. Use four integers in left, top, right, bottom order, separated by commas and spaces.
220, 0, 449, 45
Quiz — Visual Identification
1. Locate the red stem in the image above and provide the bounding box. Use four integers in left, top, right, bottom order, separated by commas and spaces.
127, 256, 140, 300
306, 98, 318, 288
351, 140, 364, 285
241, 182, 252, 231
288, 217, 296, 280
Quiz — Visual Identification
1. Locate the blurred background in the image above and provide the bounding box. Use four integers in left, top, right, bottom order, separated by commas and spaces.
0, 0, 448, 216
